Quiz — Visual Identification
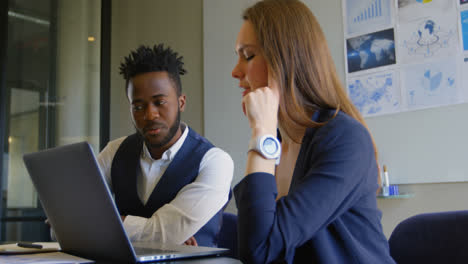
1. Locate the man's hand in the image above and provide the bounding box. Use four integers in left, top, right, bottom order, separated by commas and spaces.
183, 236, 198, 246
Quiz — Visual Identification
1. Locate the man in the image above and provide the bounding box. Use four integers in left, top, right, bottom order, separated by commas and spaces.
97, 44, 233, 247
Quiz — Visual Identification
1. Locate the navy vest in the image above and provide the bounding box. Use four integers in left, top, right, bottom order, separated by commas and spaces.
111, 128, 224, 247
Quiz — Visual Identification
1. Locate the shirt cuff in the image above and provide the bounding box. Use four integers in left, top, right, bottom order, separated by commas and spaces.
123, 215, 148, 241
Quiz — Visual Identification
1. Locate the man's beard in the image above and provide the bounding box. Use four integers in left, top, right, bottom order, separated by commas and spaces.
142, 110, 181, 149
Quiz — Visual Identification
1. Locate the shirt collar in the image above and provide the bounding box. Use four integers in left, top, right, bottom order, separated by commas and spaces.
142, 123, 189, 162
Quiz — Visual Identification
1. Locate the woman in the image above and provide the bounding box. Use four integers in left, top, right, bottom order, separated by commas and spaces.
231, 0, 395, 263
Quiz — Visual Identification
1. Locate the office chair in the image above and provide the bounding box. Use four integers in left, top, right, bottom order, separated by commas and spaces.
388, 210, 468, 264
218, 212, 238, 259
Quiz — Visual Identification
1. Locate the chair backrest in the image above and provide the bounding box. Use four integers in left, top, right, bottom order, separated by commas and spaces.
218, 212, 238, 259
388, 210, 468, 264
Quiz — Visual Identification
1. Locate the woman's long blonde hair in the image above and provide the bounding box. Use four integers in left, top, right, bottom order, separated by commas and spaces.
243, 0, 379, 171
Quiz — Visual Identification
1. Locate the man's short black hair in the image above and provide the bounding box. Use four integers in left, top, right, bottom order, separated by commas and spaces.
119, 44, 186, 95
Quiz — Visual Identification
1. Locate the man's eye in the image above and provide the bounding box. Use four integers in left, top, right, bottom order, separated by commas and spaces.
155, 100, 166, 106
133, 105, 143, 111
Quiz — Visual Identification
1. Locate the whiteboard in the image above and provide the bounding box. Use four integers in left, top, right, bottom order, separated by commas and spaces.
367, 102, 468, 184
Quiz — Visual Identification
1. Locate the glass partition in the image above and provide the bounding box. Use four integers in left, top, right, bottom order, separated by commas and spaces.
1, 0, 101, 242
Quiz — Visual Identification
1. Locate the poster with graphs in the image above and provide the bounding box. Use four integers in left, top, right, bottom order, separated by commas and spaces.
342, 0, 465, 117
403, 57, 459, 110
398, 14, 459, 63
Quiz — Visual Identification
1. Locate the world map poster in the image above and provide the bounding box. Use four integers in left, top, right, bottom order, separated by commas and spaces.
346, 28, 396, 73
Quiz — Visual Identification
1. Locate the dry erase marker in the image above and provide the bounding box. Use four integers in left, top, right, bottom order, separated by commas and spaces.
382, 165, 390, 196
17, 242, 43, 249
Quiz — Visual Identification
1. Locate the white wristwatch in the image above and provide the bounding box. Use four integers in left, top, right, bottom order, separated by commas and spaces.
248, 134, 281, 165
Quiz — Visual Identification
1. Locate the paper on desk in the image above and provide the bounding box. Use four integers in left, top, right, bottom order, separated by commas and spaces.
0, 242, 60, 254
0, 251, 93, 263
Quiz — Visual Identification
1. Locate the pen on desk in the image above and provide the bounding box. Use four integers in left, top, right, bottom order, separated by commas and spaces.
17, 242, 43, 249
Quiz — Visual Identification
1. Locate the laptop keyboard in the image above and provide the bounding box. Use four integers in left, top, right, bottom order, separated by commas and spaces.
134, 246, 177, 255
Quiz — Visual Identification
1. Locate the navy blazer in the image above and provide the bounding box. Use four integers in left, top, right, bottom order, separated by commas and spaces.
234, 110, 395, 264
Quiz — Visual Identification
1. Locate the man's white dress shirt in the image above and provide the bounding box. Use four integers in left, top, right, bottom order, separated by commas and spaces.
97, 126, 233, 245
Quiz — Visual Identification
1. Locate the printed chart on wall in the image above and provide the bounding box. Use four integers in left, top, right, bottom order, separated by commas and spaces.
342, 0, 468, 117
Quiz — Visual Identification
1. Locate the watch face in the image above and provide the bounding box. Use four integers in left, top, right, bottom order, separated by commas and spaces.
263, 137, 279, 155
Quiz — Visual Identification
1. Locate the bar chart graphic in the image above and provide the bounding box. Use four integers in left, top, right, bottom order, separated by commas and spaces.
352, 0, 383, 23
346, 0, 392, 36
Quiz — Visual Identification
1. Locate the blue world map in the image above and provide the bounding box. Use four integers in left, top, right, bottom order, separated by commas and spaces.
347, 28, 396, 73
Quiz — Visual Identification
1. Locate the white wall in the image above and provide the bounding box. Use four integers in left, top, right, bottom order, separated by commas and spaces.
203, 0, 252, 213
110, 0, 203, 140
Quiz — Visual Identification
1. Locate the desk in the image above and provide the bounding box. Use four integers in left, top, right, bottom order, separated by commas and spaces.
97, 256, 241, 264
0, 253, 240, 264
1, 243, 241, 264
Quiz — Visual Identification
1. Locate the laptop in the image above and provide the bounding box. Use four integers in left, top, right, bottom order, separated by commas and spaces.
23, 142, 229, 263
